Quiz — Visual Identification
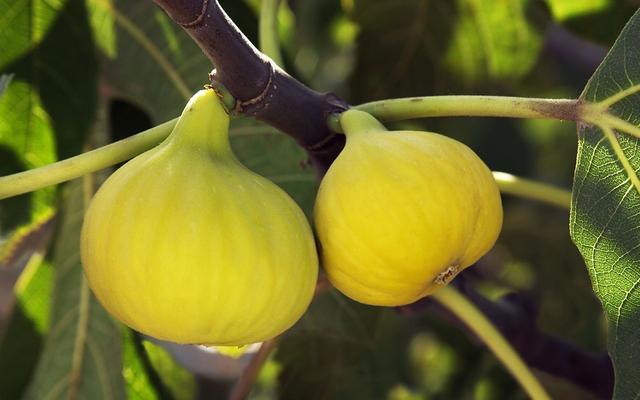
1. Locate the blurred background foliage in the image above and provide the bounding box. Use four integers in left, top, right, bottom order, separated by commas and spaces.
0, 0, 637, 398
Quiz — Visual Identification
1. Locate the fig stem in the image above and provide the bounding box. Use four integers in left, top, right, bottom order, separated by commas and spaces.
259, 0, 284, 67
0, 119, 176, 200
493, 171, 571, 209
327, 96, 582, 132
339, 109, 388, 137
432, 286, 551, 400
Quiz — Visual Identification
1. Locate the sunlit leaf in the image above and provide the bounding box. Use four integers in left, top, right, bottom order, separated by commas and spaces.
0, 0, 98, 268
6, 0, 99, 160
545, 0, 610, 21
570, 9, 640, 399
85, 0, 116, 58
0, 80, 57, 240
0, 0, 67, 69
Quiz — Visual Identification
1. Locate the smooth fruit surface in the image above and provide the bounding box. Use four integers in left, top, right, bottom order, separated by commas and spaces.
314, 110, 502, 306
81, 89, 318, 346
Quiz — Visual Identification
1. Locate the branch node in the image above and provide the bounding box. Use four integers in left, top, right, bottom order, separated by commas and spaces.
234, 63, 275, 113
180, 0, 209, 28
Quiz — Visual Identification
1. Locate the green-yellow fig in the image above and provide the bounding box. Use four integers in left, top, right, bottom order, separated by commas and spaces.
314, 110, 502, 306
81, 89, 318, 346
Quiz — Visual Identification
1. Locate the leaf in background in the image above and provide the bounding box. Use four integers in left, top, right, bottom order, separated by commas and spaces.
230, 118, 317, 217
141, 339, 196, 400
122, 328, 161, 400
0, 0, 67, 69
0, 259, 54, 399
544, 0, 610, 22
23, 179, 125, 400
276, 289, 414, 399
349, 0, 549, 102
7, 0, 99, 160
94, 0, 210, 121
122, 329, 199, 400
1, 0, 98, 267
553, 2, 637, 46
0, 79, 57, 239
123, 330, 161, 400
85, 0, 116, 58
570, 9, 640, 399
286, 0, 356, 92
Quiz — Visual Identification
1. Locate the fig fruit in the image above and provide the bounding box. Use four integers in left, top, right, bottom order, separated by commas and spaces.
81, 89, 318, 346
314, 110, 502, 306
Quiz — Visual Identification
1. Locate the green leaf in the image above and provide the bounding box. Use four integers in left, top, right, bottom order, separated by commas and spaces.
85, 0, 116, 58
95, 0, 211, 121
0, 0, 68, 69
545, 0, 611, 21
0, 259, 54, 399
230, 118, 317, 217
0, 305, 44, 399
0, 79, 57, 237
0, 0, 98, 266
552, 2, 637, 46
122, 331, 197, 400
92, 0, 258, 122
141, 339, 196, 400
7, 0, 99, 160
570, 9, 640, 399
350, 0, 548, 101
23, 180, 125, 400
276, 290, 411, 399
122, 331, 162, 400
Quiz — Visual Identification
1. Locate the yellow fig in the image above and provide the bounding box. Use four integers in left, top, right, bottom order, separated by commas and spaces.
314, 110, 502, 306
81, 89, 318, 346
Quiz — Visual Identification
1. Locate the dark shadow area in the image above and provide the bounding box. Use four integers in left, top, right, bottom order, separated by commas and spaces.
109, 99, 153, 142
0, 146, 32, 232
0, 304, 43, 399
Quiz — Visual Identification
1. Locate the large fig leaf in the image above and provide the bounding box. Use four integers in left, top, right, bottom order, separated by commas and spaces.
570, 9, 640, 399
23, 179, 125, 400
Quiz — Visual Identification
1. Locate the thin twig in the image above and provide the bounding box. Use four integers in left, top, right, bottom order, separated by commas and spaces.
229, 338, 280, 400
411, 277, 614, 399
